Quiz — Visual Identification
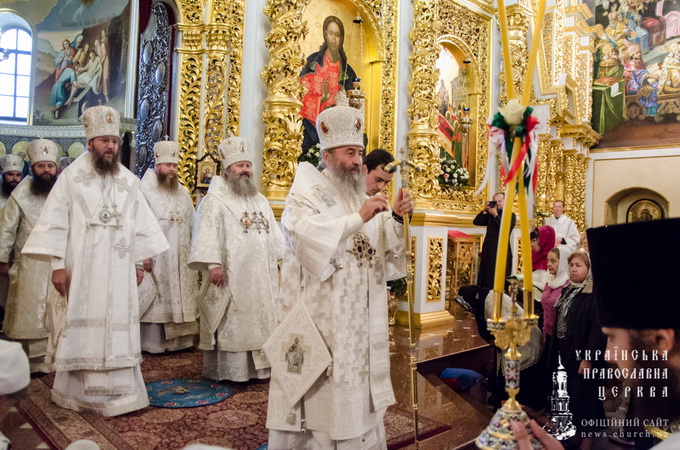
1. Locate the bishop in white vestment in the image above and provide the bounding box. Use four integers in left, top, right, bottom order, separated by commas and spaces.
0, 139, 60, 373
22, 106, 169, 417
0, 154, 24, 321
189, 136, 284, 382
138, 140, 197, 353
267, 100, 413, 449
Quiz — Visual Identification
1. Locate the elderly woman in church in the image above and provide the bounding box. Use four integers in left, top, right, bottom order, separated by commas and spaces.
546, 250, 606, 450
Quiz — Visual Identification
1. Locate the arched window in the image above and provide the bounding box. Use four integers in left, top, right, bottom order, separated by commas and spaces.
0, 27, 32, 123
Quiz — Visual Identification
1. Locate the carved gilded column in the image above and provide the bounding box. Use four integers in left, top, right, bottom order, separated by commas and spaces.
500, 2, 531, 102
176, 19, 204, 196
534, 140, 551, 218
572, 154, 588, 230
226, 0, 245, 136
260, 0, 309, 201
408, 0, 441, 205
204, 24, 229, 153
562, 151, 578, 229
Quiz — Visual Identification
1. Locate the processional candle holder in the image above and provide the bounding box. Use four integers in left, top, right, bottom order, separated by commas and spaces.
476, 285, 541, 449
475, 0, 547, 446
384, 152, 423, 448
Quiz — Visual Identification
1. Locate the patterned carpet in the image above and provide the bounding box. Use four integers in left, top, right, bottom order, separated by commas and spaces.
19, 349, 449, 449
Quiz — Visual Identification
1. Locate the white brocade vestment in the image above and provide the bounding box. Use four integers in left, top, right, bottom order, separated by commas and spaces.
0, 192, 10, 310
0, 177, 55, 372
22, 152, 169, 417
266, 162, 405, 442
544, 214, 580, 248
188, 175, 284, 355
137, 170, 198, 353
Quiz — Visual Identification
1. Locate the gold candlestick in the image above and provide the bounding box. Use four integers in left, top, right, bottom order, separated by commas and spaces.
385, 152, 423, 448
477, 0, 547, 446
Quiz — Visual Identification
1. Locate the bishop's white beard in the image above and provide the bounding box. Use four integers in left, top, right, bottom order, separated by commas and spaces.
224, 172, 258, 198
325, 158, 365, 199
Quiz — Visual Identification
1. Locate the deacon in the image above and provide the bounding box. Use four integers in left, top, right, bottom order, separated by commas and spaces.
0, 154, 24, 210
0, 139, 60, 373
363, 148, 395, 196
189, 135, 284, 382
137, 140, 198, 353
267, 96, 414, 448
514, 218, 680, 450
22, 106, 169, 417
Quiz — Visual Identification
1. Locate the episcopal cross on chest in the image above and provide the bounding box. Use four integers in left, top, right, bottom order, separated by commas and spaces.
239, 211, 270, 234
252, 211, 270, 234
168, 205, 183, 225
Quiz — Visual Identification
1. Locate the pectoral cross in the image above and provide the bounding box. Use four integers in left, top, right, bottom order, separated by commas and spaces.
251, 211, 270, 234
168, 206, 183, 225
113, 238, 131, 259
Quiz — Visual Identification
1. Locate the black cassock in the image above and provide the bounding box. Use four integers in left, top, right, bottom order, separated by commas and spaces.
473, 209, 516, 290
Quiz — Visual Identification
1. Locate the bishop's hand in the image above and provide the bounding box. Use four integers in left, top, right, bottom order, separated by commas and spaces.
392, 188, 414, 218
143, 258, 154, 273
359, 194, 389, 223
210, 266, 226, 287
52, 269, 70, 297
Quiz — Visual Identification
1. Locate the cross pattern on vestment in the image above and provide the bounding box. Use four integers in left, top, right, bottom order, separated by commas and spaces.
113, 238, 131, 259
168, 205, 183, 225
114, 177, 131, 192
73, 169, 96, 187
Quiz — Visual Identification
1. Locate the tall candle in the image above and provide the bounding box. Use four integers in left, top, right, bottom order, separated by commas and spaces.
497, 0, 515, 100
492, 144, 520, 295
518, 181, 533, 316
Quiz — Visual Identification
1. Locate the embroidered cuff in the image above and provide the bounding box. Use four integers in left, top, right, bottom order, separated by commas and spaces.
208, 263, 222, 270
51, 257, 66, 270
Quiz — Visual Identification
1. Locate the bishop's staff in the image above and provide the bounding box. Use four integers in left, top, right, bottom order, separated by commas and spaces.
475, 0, 547, 446
384, 153, 422, 449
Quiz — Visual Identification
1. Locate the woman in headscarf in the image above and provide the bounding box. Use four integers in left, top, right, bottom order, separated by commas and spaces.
531, 225, 556, 271
548, 250, 606, 450
531, 225, 556, 298
540, 246, 570, 340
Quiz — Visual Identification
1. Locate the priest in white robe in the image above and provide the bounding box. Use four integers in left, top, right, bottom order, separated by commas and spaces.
189, 135, 284, 382
0, 139, 60, 373
266, 98, 413, 449
22, 106, 169, 417
544, 200, 580, 249
138, 140, 197, 353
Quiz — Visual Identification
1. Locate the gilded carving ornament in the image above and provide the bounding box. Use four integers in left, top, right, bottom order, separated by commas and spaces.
427, 237, 444, 303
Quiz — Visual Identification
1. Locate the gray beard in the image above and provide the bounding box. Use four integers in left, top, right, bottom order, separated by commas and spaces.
224, 172, 258, 198
325, 161, 365, 198
92, 151, 120, 176
156, 172, 179, 192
